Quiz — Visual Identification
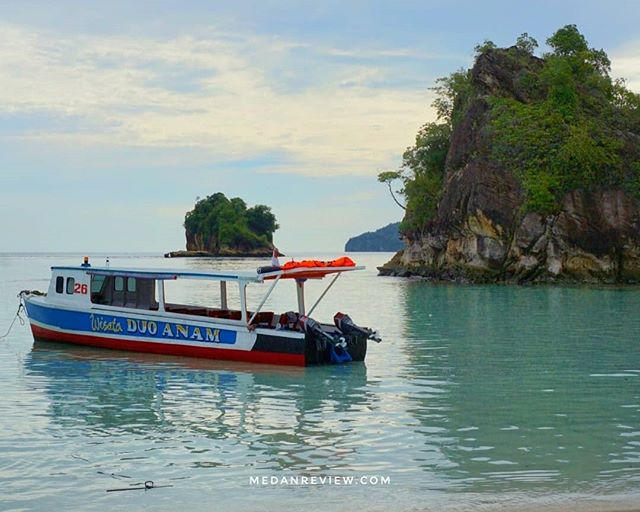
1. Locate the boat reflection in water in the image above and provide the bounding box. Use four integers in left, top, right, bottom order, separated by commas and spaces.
24, 341, 373, 473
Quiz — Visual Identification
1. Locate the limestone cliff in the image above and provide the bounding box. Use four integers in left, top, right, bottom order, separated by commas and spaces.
380, 34, 640, 283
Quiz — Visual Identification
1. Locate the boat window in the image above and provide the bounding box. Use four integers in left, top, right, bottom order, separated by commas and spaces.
90, 275, 107, 303
90, 275, 112, 304
91, 275, 106, 294
66, 277, 75, 294
90, 275, 158, 311
55, 276, 64, 294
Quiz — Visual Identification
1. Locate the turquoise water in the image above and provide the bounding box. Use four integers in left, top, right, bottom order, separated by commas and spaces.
1, 253, 639, 511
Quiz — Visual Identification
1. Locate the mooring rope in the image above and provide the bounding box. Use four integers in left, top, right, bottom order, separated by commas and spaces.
106, 480, 173, 492
0, 302, 25, 340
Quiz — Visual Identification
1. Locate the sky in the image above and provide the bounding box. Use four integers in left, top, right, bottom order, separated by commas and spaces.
1, 0, 639, 253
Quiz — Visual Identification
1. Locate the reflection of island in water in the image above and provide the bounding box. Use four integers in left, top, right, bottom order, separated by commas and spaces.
25, 342, 373, 471
399, 283, 640, 493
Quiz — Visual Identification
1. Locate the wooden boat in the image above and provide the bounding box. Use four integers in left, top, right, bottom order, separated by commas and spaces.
20, 257, 381, 366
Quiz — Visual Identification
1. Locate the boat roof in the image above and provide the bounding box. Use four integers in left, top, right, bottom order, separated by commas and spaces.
51, 265, 364, 282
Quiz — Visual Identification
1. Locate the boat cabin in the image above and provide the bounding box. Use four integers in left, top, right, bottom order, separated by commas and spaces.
46, 262, 362, 332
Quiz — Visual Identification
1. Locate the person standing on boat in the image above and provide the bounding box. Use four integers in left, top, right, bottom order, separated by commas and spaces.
271, 247, 280, 267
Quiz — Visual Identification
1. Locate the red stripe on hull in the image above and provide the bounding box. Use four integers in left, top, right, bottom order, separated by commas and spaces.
31, 325, 306, 367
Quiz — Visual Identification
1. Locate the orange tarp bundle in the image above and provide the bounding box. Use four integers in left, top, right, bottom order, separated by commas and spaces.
281, 256, 356, 271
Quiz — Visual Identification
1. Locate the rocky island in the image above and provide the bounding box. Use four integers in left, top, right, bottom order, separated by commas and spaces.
165, 193, 278, 258
379, 26, 640, 283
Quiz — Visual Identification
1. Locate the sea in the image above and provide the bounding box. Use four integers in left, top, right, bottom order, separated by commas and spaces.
0, 252, 639, 511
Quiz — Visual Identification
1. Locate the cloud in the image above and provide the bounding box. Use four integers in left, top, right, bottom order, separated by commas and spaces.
611, 41, 640, 92
320, 46, 455, 60
0, 23, 436, 177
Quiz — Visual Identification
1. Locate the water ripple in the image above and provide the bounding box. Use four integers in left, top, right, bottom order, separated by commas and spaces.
1, 253, 640, 510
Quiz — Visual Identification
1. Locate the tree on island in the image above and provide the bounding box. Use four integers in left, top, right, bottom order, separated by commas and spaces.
184, 193, 278, 254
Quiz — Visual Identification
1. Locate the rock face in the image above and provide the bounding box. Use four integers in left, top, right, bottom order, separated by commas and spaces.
345, 222, 403, 252
380, 49, 640, 283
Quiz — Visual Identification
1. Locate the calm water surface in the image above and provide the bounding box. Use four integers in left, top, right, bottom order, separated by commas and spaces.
0, 253, 639, 511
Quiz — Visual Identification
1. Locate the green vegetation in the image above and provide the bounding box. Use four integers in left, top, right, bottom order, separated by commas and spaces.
400, 123, 451, 232
380, 25, 640, 232
490, 25, 639, 213
184, 193, 278, 253
378, 122, 451, 235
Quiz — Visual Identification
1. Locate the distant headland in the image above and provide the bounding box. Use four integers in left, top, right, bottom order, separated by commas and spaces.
345, 222, 403, 252
165, 193, 278, 258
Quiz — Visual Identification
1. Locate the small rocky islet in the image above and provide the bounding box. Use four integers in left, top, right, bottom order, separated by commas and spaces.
165, 193, 278, 258
379, 26, 640, 284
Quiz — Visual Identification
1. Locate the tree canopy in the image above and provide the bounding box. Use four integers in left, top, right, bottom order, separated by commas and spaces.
184, 193, 278, 253
490, 24, 638, 213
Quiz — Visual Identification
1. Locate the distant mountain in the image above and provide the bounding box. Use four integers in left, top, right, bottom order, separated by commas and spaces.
345, 222, 403, 252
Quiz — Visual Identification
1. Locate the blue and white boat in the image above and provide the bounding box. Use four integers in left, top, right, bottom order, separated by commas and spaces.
20, 257, 381, 366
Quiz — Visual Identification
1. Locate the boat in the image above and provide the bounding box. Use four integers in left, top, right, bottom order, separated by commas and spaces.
20, 256, 381, 366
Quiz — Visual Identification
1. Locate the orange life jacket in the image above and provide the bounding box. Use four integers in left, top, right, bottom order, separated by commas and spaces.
281, 256, 356, 270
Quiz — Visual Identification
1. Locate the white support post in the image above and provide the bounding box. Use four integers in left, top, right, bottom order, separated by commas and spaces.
220, 281, 228, 310
296, 279, 306, 316
239, 282, 248, 323
307, 272, 341, 317
248, 275, 281, 325
157, 280, 165, 312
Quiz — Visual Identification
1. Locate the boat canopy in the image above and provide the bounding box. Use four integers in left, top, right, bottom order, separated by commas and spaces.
48, 257, 364, 324
50, 263, 364, 283
52, 266, 262, 282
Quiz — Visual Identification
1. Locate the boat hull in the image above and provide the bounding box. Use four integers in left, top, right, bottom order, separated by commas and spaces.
29, 324, 307, 366
24, 297, 366, 367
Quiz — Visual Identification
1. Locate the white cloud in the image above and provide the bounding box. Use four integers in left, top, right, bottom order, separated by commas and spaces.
611, 41, 640, 92
0, 23, 435, 177
321, 47, 449, 59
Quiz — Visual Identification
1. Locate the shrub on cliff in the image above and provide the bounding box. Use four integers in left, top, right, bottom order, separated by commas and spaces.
183, 193, 278, 253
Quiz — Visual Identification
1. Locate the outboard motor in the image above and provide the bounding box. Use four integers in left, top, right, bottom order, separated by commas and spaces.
333, 312, 382, 343
300, 315, 351, 363
300, 315, 344, 348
